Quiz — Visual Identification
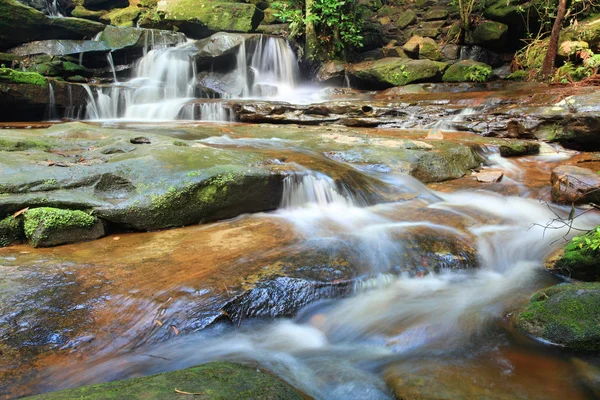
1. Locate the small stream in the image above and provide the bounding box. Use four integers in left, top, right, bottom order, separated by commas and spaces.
1, 129, 600, 399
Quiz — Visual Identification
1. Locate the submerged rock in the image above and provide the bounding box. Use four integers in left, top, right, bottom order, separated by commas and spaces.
26, 362, 305, 399
513, 283, 600, 350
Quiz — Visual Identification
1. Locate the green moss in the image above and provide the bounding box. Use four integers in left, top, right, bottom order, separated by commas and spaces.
71, 5, 105, 19
470, 20, 508, 46
396, 10, 416, 29
0, 138, 52, 152
24, 208, 95, 239
442, 60, 492, 82
0, 216, 23, 247
0, 68, 47, 86
515, 283, 600, 350
102, 6, 142, 27
172, 140, 189, 147
352, 59, 447, 86
163, 0, 259, 32
26, 361, 303, 399
552, 230, 600, 281
506, 70, 529, 81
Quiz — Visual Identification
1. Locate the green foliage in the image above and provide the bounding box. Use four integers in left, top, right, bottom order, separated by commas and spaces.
272, 0, 364, 59
465, 64, 492, 81
572, 226, 600, 251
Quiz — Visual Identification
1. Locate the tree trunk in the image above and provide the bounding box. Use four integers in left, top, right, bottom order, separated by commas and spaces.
541, 0, 567, 79
305, 0, 317, 60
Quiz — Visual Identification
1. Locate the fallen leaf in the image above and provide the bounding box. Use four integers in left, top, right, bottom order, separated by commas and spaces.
174, 389, 204, 395
12, 207, 29, 218
113, 236, 120, 241
154, 319, 163, 327
171, 325, 179, 335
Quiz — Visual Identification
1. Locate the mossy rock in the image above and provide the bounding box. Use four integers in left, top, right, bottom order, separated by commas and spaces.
419, 38, 442, 61
26, 362, 305, 399
160, 0, 260, 35
514, 283, 600, 350
0, 68, 46, 86
424, 8, 448, 21
23, 207, 105, 247
411, 144, 480, 182
101, 5, 141, 27
0, 215, 23, 247
506, 70, 529, 81
549, 230, 600, 281
347, 58, 448, 87
483, 0, 529, 24
469, 20, 508, 48
396, 9, 416, 29
71, 5, 105, 19
442, 60, 492, 83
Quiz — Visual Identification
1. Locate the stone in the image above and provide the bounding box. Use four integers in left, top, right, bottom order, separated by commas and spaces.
419, 38, 442, 61
469, 20, 509, 48
159, 0, 260, 38
316, 60, 346, 85
551, 165, 600, 205
346, 58, 448, 88
547, 229, 600, 281
70, 5, 105, 20
100, 5, 141, 27
23, 207, 105, 247
0, 215, 23, 247
0, 0, 105, 50
558, 40, 590, 58
459, 45, 504, 68
483, 0, 530, 24
396, 9, 416, 29
382, 45, 408, 58
424, 8, 449, 21
442, 60, 493, 82
26, 362, 304, 399
513, 283, 600, 351
475, 170, 504, 182
130, 136, 151, 144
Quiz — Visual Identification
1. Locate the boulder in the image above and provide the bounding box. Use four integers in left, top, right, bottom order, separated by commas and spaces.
100, 5, 141, 27
459, 45, 504, 67
26, 362, 304, 400
337, 58, 448, 88
396, 9, 416, 29
547, 229, 600, 281
70, 5, 105, 20
0, 0, 105, 50
158, 0, 261, 38
424, 8, 448, 21
469, 20, 508, 49
513, 283, 600, 350
550, 165, 600, 205
0, 215, 23, 247
23, 207, 105, 247
316, 60, 346, 85
403, 35, 441, 60
442, 60, 493, 82
483, 0, 530, 25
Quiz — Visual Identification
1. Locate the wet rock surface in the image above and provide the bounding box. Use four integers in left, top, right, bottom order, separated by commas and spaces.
551, 165, 600, 205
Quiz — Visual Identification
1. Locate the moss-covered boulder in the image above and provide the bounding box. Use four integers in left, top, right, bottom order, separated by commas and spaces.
23, 207, 105, 247
26, 362, 304, 399
0, 68, 47, 86
442, 60, 493, 82
469, 20, 509, 48
101, 5, 141, 27
70, 5, 105, 20
514, 283, 600, 350
548, 229, 600, 281
0, 215, 23, 247
411, 143, 480, 182
424, 8, 448, 21
403, 35, 441, 60
159, 0, 261, 37
396, 9, 416, 29
347, 58, 448, 88
0, 0, 106, 50
483, 0, 530, 24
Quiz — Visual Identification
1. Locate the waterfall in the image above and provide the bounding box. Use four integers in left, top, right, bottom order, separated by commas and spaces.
84, 35, 301, 122
46, 0, 62, 17
46, 82, 59, 121
280, 173, 356, 209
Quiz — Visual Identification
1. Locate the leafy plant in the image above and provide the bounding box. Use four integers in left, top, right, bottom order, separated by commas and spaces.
572, 226, 600, 251
465, 65, 492, 82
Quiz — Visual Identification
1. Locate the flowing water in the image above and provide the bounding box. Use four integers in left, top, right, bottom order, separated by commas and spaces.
1, 124, 600, 399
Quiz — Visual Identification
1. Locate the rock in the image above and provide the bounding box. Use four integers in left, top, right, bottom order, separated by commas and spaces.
469, 20, 509, 49
483, 0, 530, 24
159, 0, 261, 38
441, 44, 460, 61
558, 40, 589, 58
551, 165, 600, 205
26, 362, 305, 399
459, 45, 504, 67
475, 169, 504, 182
0, 0, 105, 50
70, 5, 105, 20
382, 44, 408, 58
424, 8, 448, 21
347, 58, 448, 88
0, 215, 23, 247
130, 136, 151, 144
23, 207, 105, 247
547, 229, 600, 281
360, 20, 385, 51
316, 60, 346, 85
100, 5, 141, 27
0, 67, 46, 86
513, 283, 600, 350
411, 143, 480, 182
396, 9, 416, 29
442, 60, 493, 82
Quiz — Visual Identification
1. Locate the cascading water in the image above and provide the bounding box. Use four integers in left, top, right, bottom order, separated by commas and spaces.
85, 35, 302, 122
46, 0, 62, 17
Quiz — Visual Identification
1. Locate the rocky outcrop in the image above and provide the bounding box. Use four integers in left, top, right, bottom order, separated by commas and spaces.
26, 362, 305, 399
0, 0, 105, 50
346, 58, 448, 88
514, 283, 600, 350
158, 0, 262, 38
551, 165, 600, 205
442, 60, 493, 82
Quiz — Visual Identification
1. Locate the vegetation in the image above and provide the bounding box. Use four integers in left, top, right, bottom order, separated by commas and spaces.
273, 0, 364, 59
